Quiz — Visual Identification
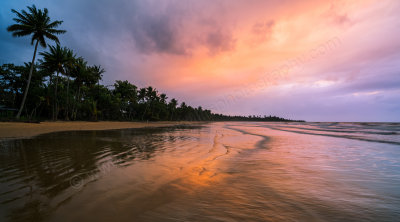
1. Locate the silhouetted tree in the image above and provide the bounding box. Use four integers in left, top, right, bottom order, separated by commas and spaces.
39, 45, 74, 120
7, 5, 66, 119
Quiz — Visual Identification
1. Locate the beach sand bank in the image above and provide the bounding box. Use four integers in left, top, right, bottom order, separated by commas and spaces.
0, 121, 204, 140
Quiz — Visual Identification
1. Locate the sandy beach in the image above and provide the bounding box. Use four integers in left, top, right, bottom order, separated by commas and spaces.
0, 121, 204, 140
1, 122, 399, 221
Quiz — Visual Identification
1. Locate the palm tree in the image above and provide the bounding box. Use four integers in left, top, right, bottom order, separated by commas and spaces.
39, 45, 72, 120
69, 58, 88, 120
138, 88, 147, 104
7, 5, 66, 119
168, 98, 178, 120
142, 87, 158, 120
160, 94, 167, 104
88, 65, 105, 87
62, 49, 76, 120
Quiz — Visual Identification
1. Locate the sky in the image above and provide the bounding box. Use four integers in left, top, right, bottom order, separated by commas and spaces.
1, 0, 399, 122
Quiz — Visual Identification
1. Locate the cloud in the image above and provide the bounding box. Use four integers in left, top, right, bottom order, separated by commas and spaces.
129, 13, 187, 55
325, 3, 353, 26
1, 0, 400, 121
204, 28, 236, 55
124, 1, 237, 56
251, 20, 275, 43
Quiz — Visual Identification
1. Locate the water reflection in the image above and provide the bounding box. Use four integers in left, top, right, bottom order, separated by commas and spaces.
1, 122, 400, 221
0, 125, 206, 221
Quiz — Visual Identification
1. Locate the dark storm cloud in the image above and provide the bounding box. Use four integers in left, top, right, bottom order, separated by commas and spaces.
205, 28, 236, 55
128, 12, 187, 55
61, 0, 237, 56
0, 0, 237, 85
128, 13, 236, 56
123, 1, 236, 55
0, 0, 237, 60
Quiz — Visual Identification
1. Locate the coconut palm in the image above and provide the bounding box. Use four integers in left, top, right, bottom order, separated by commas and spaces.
62, 49, 76, 120
138, 88, 147, 104
39, 45, 73, 120
69, 58, 88, 120
168, 98, 178, 120
88, 65, 105, 87
159, 93, 167, 104
7, 5, 66, 119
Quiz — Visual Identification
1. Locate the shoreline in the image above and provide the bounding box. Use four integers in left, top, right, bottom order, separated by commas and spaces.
0, 121, 207, 140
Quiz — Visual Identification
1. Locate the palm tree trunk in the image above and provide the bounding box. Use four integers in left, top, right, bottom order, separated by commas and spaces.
72, 86, 81, 120
141, 102, 149, 121
48, 74, 53, 119
71, 88, 77, 120
16, 40, 39, 119
53, 71, 60, 121
65, 74, 70, 120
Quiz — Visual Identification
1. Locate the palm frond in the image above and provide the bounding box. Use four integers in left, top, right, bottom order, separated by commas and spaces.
12, 18, 30, 25
11, 30, 33, 37
38, 35, 47, 48
7, 24, 32, 33
8, 5, 65, 48
21, 9, 33, 22
47, 20, 64, 29
46, 29, 67, 35
11, 9, 28, 22
44, 32, 60, 43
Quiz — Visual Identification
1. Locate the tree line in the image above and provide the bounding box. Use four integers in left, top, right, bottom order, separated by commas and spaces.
1, 5, 299, 122
0, 62, 296, 122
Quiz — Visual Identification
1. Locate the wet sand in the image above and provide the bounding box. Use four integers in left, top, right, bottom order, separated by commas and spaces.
0, 122, 399, 221
0, 121, 204, 139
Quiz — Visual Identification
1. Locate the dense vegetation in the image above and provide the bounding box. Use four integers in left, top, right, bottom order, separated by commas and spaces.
1, 5, 298, 122
0, 62, 296, 122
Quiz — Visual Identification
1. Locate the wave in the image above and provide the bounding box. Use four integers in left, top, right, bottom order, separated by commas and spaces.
256, 122, 400, 145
